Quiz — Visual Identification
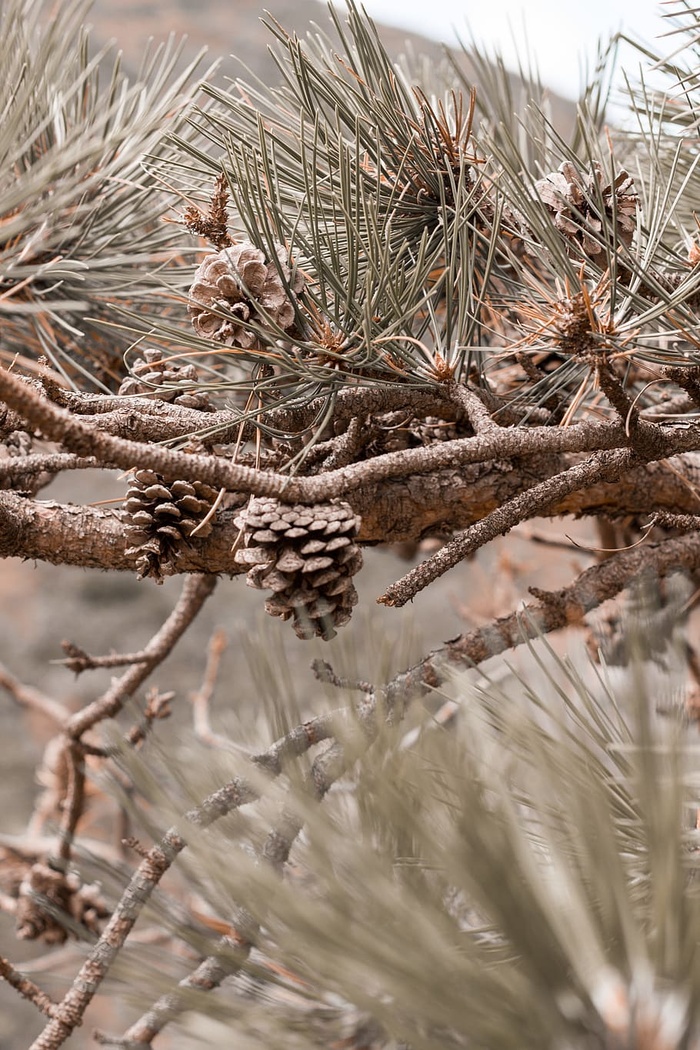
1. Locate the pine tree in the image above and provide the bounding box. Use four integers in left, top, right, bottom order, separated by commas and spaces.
3, 1, 700, 1047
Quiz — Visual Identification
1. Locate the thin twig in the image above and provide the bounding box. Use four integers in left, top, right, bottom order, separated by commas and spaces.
382, 530, 700, 712
0, 954, 57, 1018
65, 574, 217, 740
311, 658, 374, 695
114, 738, 351, 1047
0, 662, 69, 725
27, 713, 357, 1049
52, 741, 86, 869
190, 629, 234, 749
54, 642, 150, 675
0, 452, 96, 479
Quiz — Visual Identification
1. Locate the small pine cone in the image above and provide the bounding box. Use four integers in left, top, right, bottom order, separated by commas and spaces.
188, 241, 304, 347
234, 497, 363, 640
0, 429, 39, 492
411, 416, 460, 444
118, 349, 213, 410
124, 468, 219, 581
16, 862, 108, 944
535, 161, 638, 256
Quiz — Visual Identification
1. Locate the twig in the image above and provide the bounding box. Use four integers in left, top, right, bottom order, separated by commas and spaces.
0, 661, 69, 725
382, 530, 700, 712
594, 355, 640, 431
446, 382, 498, 433
320, 414, 368, 470
311, 658, 374, 694
54, 642, 150, 675
52, 741, 86, 869
125, 689, 175, 748
113, 738, 350, 1047
190, 629, 234, 749
378, 448, 635, 607
0, 452, 96, 480
65, 574, 217, 740
28, 711, 358, 1049
0, 954, 57, 1018
653, 512, 700, 531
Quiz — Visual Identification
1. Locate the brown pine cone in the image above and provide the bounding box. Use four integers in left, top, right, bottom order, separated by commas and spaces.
118, 348, 213, 410
124, 468, 219, 581
188, 241, 304, 348
535, 161, 638, 257
234, 497, 363, 640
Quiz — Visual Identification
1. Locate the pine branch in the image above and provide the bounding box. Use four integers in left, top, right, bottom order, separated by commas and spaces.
383, 530, 700, 709
378, 448, 635, 607
65, 575, 217, 740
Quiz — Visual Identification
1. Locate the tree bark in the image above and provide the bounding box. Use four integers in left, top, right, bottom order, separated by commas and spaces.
2, 452, 698, 572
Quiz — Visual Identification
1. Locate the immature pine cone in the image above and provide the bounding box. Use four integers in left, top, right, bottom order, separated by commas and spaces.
188, 241, 304, 348
118, 348, 213, 410
535, 161, 638, 256
124, 469, 219, 581
234, 497, 363, 640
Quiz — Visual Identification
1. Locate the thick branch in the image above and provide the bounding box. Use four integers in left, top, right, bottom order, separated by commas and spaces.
379, 447, 635, 606
5, 366, 700, 505
1, 452, 699, 572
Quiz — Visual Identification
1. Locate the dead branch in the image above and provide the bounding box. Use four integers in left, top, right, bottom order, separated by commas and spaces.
383, 530, 700, 710
0, 955, 57, 1018
65, 574, 217, 740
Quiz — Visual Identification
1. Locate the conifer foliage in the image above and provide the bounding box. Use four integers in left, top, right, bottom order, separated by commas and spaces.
3, 0, 700, 1046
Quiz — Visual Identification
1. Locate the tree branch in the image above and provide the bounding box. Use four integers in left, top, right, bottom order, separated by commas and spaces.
378, 447, 636, 606
383, 530, 700, 710
1, 452, 700, 575
65, 574, 217, 740
5, 366, 700, 506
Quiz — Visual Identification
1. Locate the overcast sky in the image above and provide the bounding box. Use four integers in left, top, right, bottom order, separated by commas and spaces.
331, 1, 671, 99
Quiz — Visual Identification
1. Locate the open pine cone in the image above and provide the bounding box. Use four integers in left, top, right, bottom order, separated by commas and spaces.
188, 241, 304, 348
118, 348, 213, 410
124, 469, 219, 581
534, 161, 638, 257
234, 497, 363, 640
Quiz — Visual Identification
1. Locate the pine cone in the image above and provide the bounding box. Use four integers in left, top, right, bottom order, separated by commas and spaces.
118, 348, 213, 410
0, 429, 42, 493
16, 862, 108, 945
124, 469, 219, 581
188, 241, 304, 347
534, 161, 638, 256
411, 416, 460, 444
234, 497, 363, 640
